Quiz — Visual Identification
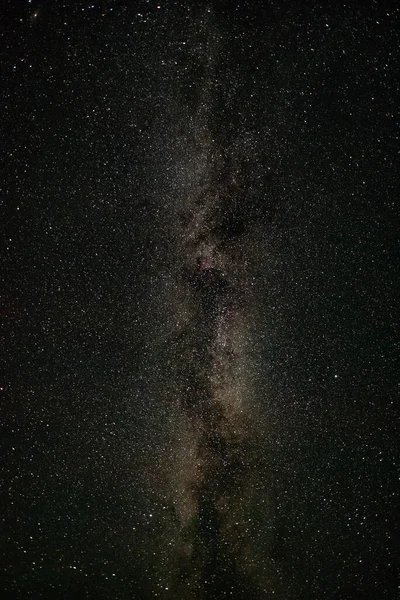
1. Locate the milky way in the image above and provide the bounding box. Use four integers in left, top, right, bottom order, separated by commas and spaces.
151, 28, 279, 593
167, 150, 263, 597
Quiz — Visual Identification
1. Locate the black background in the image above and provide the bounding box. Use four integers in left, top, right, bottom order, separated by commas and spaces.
1, 1, 398, 598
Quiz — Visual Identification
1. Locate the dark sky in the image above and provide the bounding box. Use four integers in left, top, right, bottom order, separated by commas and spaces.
1, 1, 399, 599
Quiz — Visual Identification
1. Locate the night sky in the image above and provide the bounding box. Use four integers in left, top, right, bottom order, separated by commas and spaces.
1, 1, 399, 599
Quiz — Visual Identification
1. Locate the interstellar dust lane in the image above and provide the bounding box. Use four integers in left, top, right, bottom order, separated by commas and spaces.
162, 112, 273, 598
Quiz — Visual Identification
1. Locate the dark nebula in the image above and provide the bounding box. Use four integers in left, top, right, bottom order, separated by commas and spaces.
1, 1, 398, 599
